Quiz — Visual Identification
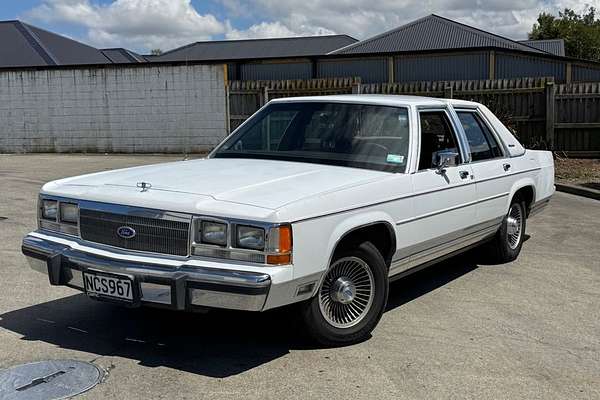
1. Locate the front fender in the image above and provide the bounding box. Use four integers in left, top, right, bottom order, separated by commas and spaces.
325, 211, 397, 267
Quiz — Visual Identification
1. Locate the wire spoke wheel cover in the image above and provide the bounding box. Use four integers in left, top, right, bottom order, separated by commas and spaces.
506, 203, 523, 250
318, 256, 375, 329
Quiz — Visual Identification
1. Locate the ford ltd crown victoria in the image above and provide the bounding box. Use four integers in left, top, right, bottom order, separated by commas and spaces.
22, 95, 555, 345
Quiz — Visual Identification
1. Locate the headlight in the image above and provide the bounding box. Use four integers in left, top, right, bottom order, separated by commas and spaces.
39, 197, 79, 236
41, 200, 58, 220
60, 203, 79, 224
236, 225, 265, 250
200, 221, 227, 246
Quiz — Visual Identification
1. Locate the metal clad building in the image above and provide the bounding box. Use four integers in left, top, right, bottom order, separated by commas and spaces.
572, 64, 600, 82
316, 58, 388, 83
240, 61, 313, 80
496, 53, 566, 81
395, 52, 489, 82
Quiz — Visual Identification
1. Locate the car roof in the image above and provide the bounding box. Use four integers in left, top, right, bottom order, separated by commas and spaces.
268, 94, 481, 108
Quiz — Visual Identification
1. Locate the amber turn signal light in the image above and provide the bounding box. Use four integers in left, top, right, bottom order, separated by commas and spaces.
266, 224, 292, 265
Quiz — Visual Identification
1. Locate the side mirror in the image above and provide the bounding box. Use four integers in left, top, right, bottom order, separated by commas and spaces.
435, 151, 459, 174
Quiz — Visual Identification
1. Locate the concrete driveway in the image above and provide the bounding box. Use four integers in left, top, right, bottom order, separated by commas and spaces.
1, 154, 599, 400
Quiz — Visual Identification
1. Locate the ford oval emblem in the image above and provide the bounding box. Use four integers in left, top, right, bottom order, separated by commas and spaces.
117, 226, 136, 239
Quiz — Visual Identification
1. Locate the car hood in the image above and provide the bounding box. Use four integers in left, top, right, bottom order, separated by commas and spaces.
44, 158, 390, 211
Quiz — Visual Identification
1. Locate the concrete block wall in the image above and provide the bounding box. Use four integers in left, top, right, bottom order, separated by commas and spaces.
0, 64, 227, 153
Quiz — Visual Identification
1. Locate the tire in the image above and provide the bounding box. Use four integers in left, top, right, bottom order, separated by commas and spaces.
301, 241, 389, 347
488, 197, 527, 263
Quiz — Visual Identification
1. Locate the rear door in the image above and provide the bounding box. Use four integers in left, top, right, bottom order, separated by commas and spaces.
394, 108, 475, 273
455, 107, 512, 227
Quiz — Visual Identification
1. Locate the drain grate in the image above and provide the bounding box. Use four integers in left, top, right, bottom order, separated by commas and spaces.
0, 360, 102, 400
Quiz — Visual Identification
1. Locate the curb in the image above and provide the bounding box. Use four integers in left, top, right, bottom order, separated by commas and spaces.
555, 183, 600, 201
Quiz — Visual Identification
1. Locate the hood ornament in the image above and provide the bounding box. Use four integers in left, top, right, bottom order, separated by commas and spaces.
136, 182, 152, 192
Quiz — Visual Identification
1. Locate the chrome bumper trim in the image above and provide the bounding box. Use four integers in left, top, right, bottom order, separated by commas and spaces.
22, 234, 271, 312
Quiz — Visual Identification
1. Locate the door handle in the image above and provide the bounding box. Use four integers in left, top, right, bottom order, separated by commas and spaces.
459, 170, 470, 179
503, 163, 511, 171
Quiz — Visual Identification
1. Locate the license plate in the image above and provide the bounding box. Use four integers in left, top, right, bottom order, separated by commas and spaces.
83, 271, 133, 301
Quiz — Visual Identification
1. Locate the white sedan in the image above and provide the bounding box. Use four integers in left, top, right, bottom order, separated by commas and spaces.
22, 95, 554, 345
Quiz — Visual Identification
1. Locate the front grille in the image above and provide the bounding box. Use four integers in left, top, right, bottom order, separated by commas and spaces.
79, 209, 190, 256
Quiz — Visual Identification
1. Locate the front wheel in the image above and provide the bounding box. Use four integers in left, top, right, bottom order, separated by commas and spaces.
301, 241, 388, 346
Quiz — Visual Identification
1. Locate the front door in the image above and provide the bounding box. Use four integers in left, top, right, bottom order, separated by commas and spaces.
392, 109, 475, 275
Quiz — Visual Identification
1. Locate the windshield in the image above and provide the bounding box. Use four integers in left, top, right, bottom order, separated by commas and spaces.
213, 102, 410, 172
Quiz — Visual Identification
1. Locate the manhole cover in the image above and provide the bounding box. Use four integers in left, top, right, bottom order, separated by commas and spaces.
0, 360, 102, 400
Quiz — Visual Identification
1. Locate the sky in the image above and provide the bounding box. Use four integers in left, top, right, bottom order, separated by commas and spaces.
0, 0, 598, 54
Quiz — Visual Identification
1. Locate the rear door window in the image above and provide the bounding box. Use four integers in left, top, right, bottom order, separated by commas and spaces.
457, 111, 503, 161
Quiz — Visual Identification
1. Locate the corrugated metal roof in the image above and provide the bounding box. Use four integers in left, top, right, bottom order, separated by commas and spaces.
0, 20, 149, 68
152, 35, 358, 62
0, 21, 51, 67
518, 39, 565, 56
101, 48, 147, 63
331, 15, 548, 55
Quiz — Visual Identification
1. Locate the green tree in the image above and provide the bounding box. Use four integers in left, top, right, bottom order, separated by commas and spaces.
529, 8, 600, 62
150, 49, 163, 56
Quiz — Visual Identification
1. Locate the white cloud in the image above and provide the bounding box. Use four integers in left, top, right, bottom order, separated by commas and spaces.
221, 0, 600, 40
22, 0, 600, 53
226, 21, 335, 40
25, 0, 226, 51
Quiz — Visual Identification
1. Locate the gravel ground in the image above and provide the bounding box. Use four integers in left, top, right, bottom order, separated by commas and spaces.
1, 154, 599, 400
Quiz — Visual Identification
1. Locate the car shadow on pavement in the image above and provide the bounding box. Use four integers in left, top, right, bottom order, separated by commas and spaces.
0, 254, 479, 378
386, 253, 478, 311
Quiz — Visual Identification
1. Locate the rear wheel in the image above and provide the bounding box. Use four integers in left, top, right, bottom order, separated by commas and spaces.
301, 241, 388, 346
488, 197, 527, 263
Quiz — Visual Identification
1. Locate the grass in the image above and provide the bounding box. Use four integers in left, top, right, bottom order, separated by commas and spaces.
554, 157, 600, 190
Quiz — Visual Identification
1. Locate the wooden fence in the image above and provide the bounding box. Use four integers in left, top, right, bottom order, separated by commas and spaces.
227, 77, 600, 156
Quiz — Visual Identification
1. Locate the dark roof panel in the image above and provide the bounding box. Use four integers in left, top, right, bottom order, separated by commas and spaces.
152, 35, 358, 62
0, 20, 113, 68
0, 21, 49, 67
24, 23, 110, 65
332, 15, 548, 55
519, 39, 565, 56
101, 48, 147, 63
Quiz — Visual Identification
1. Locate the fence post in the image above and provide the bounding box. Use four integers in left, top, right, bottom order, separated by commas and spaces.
225, 82, 231, 134
263, 86, 270, 104
488, 51, 496, 80
443, 84, 453, 99
352, 83, 362, 94
545, 82, 555, 150
387, 56, 395, 83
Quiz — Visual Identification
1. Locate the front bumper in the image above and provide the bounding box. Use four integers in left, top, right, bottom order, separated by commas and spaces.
22, 233, 279, 312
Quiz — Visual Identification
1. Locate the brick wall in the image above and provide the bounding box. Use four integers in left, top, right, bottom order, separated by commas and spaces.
0, 64, 227, 153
